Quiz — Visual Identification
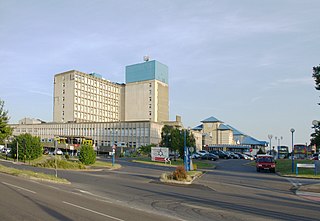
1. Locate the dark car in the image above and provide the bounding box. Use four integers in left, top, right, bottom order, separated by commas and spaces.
216, 151, 230, 159
201, 153, 219, 161
229, 152, 240, 159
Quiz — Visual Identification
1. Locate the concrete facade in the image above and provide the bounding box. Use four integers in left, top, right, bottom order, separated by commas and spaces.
11, 120, 163, 150
53, 70, 124, 123
125, 60, 169, 123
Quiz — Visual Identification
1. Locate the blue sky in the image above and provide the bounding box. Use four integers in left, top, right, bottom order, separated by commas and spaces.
1, 0, 319, 147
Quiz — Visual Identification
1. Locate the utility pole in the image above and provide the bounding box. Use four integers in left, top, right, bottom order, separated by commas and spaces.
54, 139, 58, 178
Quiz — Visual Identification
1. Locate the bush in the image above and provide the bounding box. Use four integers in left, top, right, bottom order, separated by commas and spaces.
34, 158, 86, 169
65, 154, 70, 160
10, 133, 43, 161
172, 166, 187, 181
79, 144, 96, 165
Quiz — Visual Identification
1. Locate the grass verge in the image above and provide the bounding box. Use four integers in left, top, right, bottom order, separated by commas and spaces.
248, 159, 320, 179
132, 157, 214, 169
91, 160, 121, 169
276, 159, 320, 178
0, 164, 70, 184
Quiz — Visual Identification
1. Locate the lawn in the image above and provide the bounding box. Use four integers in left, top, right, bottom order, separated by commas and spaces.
0, 164, 70, 184
276, 159, 320, 178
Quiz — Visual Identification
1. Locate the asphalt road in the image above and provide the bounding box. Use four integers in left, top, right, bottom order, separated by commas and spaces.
1, 158, 320, 221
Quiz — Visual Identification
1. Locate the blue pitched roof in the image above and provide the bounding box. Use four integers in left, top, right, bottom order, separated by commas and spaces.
225, 125, 245, 136
193, 124, 203, 130
218, 124, 231, 130
201, 116, 222, 123
241, 136, 266, 146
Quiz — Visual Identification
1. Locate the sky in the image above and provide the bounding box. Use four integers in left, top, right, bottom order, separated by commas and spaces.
1, 0, 320, 147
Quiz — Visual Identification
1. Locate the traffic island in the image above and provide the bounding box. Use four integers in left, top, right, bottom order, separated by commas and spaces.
160, 166, 203, 185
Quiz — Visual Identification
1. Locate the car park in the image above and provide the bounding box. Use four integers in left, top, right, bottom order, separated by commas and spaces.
256, 155, 276, 173
201, 153, 219, 161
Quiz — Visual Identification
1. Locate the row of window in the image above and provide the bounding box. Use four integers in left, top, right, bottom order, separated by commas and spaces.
74, 75, 120, 93
74, 85, 119, 98
15, 127, 150, 136
74, 97, 119, 108
74, 112, 119, 121
74, 105, 118, 115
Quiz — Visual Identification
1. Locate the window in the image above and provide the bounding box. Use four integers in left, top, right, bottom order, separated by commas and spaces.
149, 97, 151, 102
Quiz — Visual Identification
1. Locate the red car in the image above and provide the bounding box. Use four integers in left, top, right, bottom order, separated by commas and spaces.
256, 155, 276, 173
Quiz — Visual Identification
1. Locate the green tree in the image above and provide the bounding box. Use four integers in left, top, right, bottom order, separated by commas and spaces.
0, 99, 12, 144
138, 144, 156, 156
311, 64, 320, 149
160, 125, 196, 158
10, 134, 43, 161
79, 144, 96, 165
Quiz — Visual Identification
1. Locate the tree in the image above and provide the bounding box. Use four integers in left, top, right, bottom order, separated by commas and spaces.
160, 125, 196, 158
138, 144, 156, 156
79, 144, 96, 165
311, 64, 320, 149
0, 99, 12, 144
10, 134, 43, 161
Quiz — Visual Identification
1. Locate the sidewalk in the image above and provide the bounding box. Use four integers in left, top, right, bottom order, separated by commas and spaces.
298, 183, 320, 193
296, 183, 320, 202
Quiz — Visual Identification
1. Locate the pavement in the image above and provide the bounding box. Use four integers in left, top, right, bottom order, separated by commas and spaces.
296, 183, 320, 202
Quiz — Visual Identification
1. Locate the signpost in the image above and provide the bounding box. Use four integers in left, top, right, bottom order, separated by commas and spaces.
112, 144, 116, 166
151, 147, 169, 163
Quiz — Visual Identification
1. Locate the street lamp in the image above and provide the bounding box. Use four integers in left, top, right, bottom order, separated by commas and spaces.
275, 136, 283, 158
290, 128, 295, 173
184, 129, 188, 171
268, 134, 273, 154
183, 127, 191, 172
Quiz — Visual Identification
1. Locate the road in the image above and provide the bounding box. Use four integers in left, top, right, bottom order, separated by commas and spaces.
1, 158, 320, 221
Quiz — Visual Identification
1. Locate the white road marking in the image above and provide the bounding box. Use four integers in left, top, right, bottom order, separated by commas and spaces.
75, 189, 114, 203
63, 201, 125, 221
286, 178, 301, 187
2, 182, 36, 194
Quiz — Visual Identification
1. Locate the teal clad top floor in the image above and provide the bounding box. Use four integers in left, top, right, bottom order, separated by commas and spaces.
125, 60, 168, 84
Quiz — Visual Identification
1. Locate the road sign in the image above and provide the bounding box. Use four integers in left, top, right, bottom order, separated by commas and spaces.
151, 147, 169, 162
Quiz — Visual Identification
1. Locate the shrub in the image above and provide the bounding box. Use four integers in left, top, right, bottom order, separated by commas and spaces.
10, 133, 43, 161
172, 166, 187, 181
65, 154, 70, 160
79, 144, 96, 165
34, 158, 85, 169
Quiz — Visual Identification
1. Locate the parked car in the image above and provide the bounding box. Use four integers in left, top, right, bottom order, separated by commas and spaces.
54, 149, 63, 155
243, 153, 255, 160
229, 152, 240, 159
311, 153, 319, 160
191, 153, 201, 159
212, 151, 230, 159
256, 155, 276, 173
201, 153, 219, 161
196, 150, 209, 156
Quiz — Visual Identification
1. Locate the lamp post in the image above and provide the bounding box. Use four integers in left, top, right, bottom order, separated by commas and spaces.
275, 136, 283, 158
268, 134, 273, 154
184, 129, 188, 171
312, 120, 319, 152
290, 128, 295, 173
